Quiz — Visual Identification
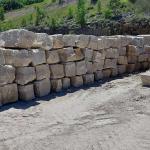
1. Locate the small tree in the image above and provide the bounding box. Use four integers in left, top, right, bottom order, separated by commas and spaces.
0, 7, 4, 21
97, 0, 101, 14
67, 7, 73, 19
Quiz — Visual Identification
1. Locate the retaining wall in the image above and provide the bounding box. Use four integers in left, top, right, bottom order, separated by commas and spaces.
0, 29, 150, 106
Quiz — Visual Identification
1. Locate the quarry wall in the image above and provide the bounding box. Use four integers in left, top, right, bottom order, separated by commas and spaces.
0, 29, 150, 106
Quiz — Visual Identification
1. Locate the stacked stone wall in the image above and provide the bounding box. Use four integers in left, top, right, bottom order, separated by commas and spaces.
0, 29, 150, 106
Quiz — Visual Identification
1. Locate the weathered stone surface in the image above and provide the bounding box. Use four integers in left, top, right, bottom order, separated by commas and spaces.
130, 37, 144, 48
35, 64, 50, 80
106, 37, 121, 48
0, 84, 18, 105
88, 35, 98, 50
76, 35, 90, 48
0, 48, 31, 66
50, 64, 64, 79
86, 61, 94, 73
0, 29, 36, 48
105, 48, 119, 59
138, 54, 148, 62
64, 62, 76, 77
94, 70, 103, 80
112, 68, 118, 77
144, 45, 150, 53
140, 71, 150, 86
93, 51, 105, 62
93, 61, 104, 72
59, 47, 84, 62
141, 62, 149, 70
135, 63, 141, 71
51, 79, 62, 92
118, 47, 126, 56
138, 35, 150, 45
0, 65, 15, 86
71, 76, 83, 88
33, 33, 53, 50
46, 50, 60, 64
34, 78, 51, 97
127, 64, 135, 73
76, 60, 87, 75
18, 84, 35, 101
30, 49, 46, 66
83, 74, 94, 85
102, 69, 112, 78
104, 59, 117, 69
127, 56, 138, 64
118, 65, 126, 74
52, 34, 64, 49
117, 56, 128, 65
63, 35, 79, 47
62, 78, 70, 89
16, 67, 36, 85
82, 48, 93, 61
127, 45, 143, 56
97, 37, 104, 50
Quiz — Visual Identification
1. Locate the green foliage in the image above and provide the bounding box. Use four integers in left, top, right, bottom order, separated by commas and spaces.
97, 0, 101, 14
0, 7, 4, 21
67, 7, 73, 19
104, 8, 112, 19
49, 17, 57, 29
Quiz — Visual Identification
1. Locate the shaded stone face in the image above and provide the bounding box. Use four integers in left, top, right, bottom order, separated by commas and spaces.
64, 62, 76, 77
71, 76, 83, 88
52, 34, 64, 49
76, 35, 90, 48
63, 35, 79, 47
94, 70, 103, 81
76, 60, 87, 75
62, 78, 70, 89
140, 71, 150, 86
104, 59, 117, 69
105, 48, 119, 59
117, 56, 128, 65
51, 79, 62, 92
83, 74, 94, 85
46, 50, 60, 64
82, 48, 93, 61
102, 69, 112, 78
118, 65, 126, 74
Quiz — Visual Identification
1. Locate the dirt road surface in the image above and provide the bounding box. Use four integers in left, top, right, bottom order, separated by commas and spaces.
0, 73, 150, 150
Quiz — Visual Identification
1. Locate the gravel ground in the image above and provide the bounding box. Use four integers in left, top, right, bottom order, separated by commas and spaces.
0, 73, 150, 150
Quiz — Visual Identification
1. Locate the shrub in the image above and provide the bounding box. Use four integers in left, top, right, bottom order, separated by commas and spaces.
97, 0, 101, 14
67, 7, 73, 19
0, 7, 4, 21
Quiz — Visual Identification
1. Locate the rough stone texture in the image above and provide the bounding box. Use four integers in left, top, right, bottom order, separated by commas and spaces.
93, 51, 105, 62
86, 61, 94, 73
76, 60, 87, 75
71, 76, 83, 88
141, 62, 149, 70
34, 78, 51, 97
64, 62, 76, 77
140, 71, 150, 86
102, 69, 112, 78
112, 68, 118, 77
127, 45, 141, 56
107, 37, 121, 48
51, 79, 62, 92
97, 37, 104, 50
50, 64, 64, 79
0, 84, 18, 105
104, 59, 117, 69
83, 74, 94, 85
88, 35, 98, 50
35, 64, 50, 80
130, 37, 144, 48
0, 65, 15, 86
33, 33, 53, 50
63, 35, 79, 47
127, 64, 135, 73
94, 70, 103, 81
93, 61, 104, 72
16, 67, 36, 85
127, 56, 138, 64
82, 48, 93, 61
118, 47, 126, 56
76, 35, 90, 48
18, 84, 35, 101
118, 65, 126, 74
59, 47, 84, 62
144, 45, 150, 53
139, 35, 150, 45
118, 56, 128, 65
138, 54, 148, 62
0, 29, 36, 48
30, 49, 46, 66
46, 50, 60, 64
52, 34, 64, 49
62, 78, 70, 89
105, 48, 119, 59
0, 48, 31, 66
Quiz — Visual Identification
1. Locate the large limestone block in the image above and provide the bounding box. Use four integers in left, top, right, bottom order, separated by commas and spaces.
33, 33, 53, 50
112, 68, 118, 77
35, 64, 50, 80
88, 35, 98, 50
50, 64, 64, 79
118, 47, 126, 56
71, 76, 83, 88
18, 84, 35, 101
127, 64, 135, 73
106, 37, 121, 48
63, 35, 79, 47
82, 48, 93, 61
130, 37, 144, 47
76, 35, 90, 48
16, 67, 36, 85
138, 54, 148, 62
127, 45, 143, 56
83, 74, 94, 85
86, 61, 94, 73
105, 48, 119, 59
140, 71, 150, 86
94, 70, 103, 81
34, 78, 51, 97
0, 29, 36, 48
46, 50, 60, 64
93, 61, 104, 72
51, 79, 62, 92
64, 62, 76, 77
116, 35, 129, 47
52, 34, 64, 49
59, 47, 84, 62
62, 78, 70, 89
117, 56, 128, 65
104, 59, 117, 69
0, 84, 18, 105
118, 65, 126, 74
76, 60, 87, 75
0, 65, 15, 86
0, 48, 31, 66
30, 49, 46, 66
93, 51, 105, 62
127, 55, 138, 64
102, 69, 112, 78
